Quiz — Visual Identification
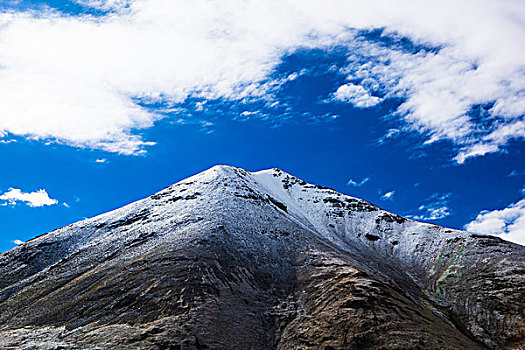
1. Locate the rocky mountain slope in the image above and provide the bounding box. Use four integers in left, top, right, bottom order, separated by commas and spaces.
0, 165, 524, 349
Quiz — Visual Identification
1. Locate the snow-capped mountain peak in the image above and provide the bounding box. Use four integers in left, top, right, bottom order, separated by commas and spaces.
1, 165, 524, 349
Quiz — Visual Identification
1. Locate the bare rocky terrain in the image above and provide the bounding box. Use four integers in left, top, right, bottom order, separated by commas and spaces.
0, 165, 524, 349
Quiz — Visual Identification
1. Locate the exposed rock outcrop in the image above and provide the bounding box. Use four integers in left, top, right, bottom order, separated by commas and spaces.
0, 166, 523, 349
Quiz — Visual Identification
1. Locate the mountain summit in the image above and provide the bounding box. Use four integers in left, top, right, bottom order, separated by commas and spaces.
1, 165, 524, 349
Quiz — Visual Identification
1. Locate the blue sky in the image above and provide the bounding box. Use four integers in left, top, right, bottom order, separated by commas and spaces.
0, 0, 524, 251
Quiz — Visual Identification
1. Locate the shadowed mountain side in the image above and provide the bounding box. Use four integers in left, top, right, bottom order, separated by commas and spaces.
0, 165, 523, 349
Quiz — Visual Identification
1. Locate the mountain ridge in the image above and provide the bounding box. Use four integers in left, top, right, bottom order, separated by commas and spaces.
0, 165, 524, 349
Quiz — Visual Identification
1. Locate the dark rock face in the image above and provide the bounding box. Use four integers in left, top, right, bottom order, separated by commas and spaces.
0, 166, 523, 349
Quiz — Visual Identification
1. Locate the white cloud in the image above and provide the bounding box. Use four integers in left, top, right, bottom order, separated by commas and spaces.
74, 0, 131, 11
0, 0, 521, 157
508, 170, 525, 177
95, 158, 107, 163
380, 190, 395, 201
466, 199, 525, 246
409, 193, 451, 220
0, 188, 58, 207
412, 206, 450, 221
12, 239, 24, 245
347, 177, 369, 187
333, 83, 382, 108
0, 138, 16, 144
378, 128, 401, 144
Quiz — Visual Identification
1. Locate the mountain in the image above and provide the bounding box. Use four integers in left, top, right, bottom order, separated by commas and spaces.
0, 165, 524, 349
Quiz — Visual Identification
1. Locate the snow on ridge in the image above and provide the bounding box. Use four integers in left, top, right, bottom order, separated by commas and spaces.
7, 165, 467, 273
0, 164, 479, 300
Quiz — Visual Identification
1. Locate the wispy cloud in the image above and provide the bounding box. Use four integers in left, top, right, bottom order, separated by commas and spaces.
0, 188, 58, 207
380, 190, 395, 201
12, 239, 24, 245
347, 177, 369, 187
466, 198, 525, 246
74, 0, 132, 11
408, 193, 451, 220
378, 128, 401, 144
0, 0, 521, 159
95, 158, 108, 163
508, 170, 525, 177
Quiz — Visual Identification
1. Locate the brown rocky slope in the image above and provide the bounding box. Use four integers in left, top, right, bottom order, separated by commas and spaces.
0, 166, 523, 349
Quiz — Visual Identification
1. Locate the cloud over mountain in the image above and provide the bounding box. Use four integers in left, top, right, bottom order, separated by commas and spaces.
466, 198, 525, 246
0, 188, 58, 207
0, 0, 522, 160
